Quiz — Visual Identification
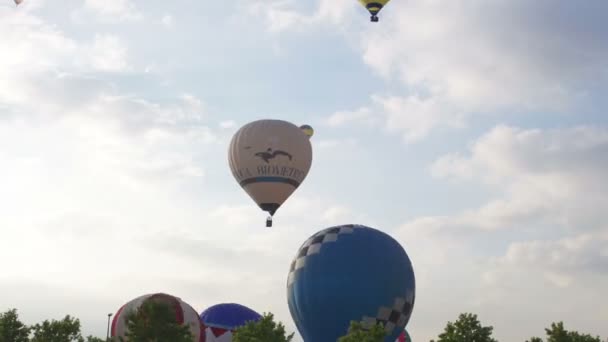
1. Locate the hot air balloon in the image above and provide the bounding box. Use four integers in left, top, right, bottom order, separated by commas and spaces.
397, 329, 412, 342
358, 0, 391, 22
299, 124, 314, 138
287, 224, 416, 342
14, 0, 24, 5
111, 293, 202, 342
228, 119, 313, 227
200, 303, 262, 341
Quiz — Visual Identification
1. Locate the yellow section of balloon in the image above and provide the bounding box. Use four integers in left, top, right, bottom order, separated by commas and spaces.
299, 124, 314, 138
358, 0, 391, 21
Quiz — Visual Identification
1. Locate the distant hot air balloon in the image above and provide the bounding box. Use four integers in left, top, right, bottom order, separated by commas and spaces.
358, 0, 391, 22
111, 293, 202, 342
200, 303, 262, 341
228, 119, 313, 227
287, 224, 416, 342
14, 0, 24, 5
299, 124, 314, 138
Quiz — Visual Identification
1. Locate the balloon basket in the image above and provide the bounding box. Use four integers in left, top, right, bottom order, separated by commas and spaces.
266, 216, 273, 228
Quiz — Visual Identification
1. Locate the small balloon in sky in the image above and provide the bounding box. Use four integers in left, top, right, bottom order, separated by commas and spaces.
299, 124, 314, 138
358, 0, 391, 22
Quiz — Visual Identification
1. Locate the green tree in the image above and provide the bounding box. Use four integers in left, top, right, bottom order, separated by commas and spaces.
232, 312, 294, 342
526, 321, 603, 342
431, 313, 497, 342
84, 336, 106, 342
338, 321, 387, 342
29, 314, 84, 342
118, 300, 193, 342
0, 308, 30, 342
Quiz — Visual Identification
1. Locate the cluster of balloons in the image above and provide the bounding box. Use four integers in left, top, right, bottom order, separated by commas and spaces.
110, 291, 411, 342
228, 120, 416, 341
110, 293, 263, 342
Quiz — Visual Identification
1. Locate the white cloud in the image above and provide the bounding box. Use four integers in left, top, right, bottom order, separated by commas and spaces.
423, 125, 608, 232
82, 0, 142, 21
354, 1, 608, 140
484, 232, 608, 289
219, 120, 236, 129
325, 94, 466, 143
161, 14, 174, 28
239, 0, 357, 33
257, 1, 608, 141
315, 137, 358, 149
325, 106, 375, 127
321, 205, 352, 223
392, 124, 608, 341
84, 34, 130, 72
0, 79, 238, 340
375, 94, 466, 143
360, 1, 607, 110
0, 9, 131, 95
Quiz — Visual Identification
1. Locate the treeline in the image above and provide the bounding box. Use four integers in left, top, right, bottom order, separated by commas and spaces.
1, 306, 605, 342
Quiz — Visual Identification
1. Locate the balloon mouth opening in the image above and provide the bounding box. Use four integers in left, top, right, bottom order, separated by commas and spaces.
260, 203, 280, 215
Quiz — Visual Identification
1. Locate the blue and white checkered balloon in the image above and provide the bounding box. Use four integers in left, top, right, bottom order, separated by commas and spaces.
287, 224, 416, 342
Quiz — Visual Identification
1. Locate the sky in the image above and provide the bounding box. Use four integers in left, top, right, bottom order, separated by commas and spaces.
1, 0, 607, 341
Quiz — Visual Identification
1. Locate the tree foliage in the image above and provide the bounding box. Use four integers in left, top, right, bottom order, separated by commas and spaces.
431, 312, 498, 342
29, 315, 84, 342
0, 309, 30, 342
118, 300, 193, 342
527, 321, 603, 342
338, 321, 387, 342
232, 312, 294, 342
84, 336, 106, 342
2, 307, 608, 342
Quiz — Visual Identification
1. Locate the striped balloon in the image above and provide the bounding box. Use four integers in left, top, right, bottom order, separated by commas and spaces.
111, 293, 202, 341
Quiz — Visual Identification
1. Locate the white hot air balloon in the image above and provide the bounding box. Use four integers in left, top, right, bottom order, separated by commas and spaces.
111, 293, 202, 341
228, 119, 313, 227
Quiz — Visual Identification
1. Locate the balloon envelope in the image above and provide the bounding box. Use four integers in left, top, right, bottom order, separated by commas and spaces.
397, 329, 411, 341
299, 124, 314, 138
358, 0, 391, 21
287, 224, 416, 342
111, 293, 201, 341
228, 119, 312, 225
200, 303, 262, 341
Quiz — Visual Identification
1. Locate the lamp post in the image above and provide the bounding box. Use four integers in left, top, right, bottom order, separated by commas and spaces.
106, 313, 113, 341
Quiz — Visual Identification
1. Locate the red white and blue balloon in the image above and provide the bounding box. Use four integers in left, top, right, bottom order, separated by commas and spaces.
111, 292, 202, 341
200, 303, 262, 342
397, 329, 412, 341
